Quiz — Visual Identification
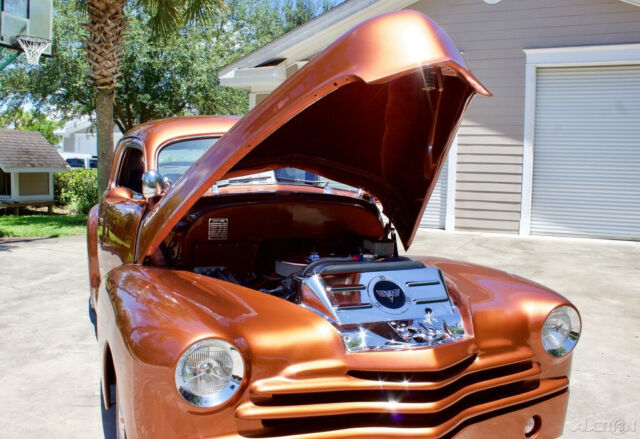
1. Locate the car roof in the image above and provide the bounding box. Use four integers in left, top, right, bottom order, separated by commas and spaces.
121, 115, 241, 170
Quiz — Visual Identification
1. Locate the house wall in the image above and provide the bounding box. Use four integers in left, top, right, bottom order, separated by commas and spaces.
18, 172, 49, 196
408, 0, 640, 233
63, 136, 75, 152
61, 127, 122, 155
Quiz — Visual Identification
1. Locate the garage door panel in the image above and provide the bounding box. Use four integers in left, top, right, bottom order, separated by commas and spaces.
420, 155, 448, 229
531, 65, 640, 239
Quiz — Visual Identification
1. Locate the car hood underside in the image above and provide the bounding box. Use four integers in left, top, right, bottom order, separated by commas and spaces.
136, 10, 489, 262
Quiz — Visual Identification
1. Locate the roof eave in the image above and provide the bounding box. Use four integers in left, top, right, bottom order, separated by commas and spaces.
219, 0, 420, 78
219, 63, 288, 93
619, 0, 640, 6
2, 166, 68, 172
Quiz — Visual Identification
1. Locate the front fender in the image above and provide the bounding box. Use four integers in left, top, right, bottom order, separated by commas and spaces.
99, 265, 346, 438
415, 256, 577, 380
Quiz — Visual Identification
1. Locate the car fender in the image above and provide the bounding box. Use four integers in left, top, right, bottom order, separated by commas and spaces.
87, 204, 100, 307
98, 265, 348, 438
414, 256, 576, 378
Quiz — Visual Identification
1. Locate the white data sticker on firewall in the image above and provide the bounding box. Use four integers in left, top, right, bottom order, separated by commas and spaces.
208, 218, 228, 240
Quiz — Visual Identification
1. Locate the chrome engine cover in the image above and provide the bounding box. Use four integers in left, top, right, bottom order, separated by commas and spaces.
297, 258, 467, 352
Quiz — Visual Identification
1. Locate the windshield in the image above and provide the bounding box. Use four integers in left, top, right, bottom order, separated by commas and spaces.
158, 137, 219, 183
217, 167, 359, 193
158, 138, 358, 192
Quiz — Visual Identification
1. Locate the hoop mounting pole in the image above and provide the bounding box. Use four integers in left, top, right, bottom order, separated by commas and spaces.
0, 51, 20, 71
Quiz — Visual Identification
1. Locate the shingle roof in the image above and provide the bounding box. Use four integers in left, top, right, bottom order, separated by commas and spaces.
0, 130, 67, 170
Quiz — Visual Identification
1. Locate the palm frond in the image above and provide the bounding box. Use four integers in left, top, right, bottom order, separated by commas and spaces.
185, 0, 226, 23
135, 0, 226, 35
74, 0, 88, 14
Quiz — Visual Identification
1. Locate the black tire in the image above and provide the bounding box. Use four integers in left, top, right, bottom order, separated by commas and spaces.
88, 297, 97, 338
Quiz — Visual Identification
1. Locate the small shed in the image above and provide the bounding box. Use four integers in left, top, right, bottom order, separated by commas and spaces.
0, 130, 68, 209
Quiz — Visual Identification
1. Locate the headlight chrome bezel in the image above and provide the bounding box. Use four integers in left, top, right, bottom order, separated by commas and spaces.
175, 338, 245, 408
542, 305, 581, 357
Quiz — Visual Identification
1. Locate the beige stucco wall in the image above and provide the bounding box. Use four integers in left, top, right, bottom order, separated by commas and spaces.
18, 172, 50, 196
407, 0, 640, 232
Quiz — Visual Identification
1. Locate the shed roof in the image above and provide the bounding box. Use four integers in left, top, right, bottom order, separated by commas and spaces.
0, 130, 68, 171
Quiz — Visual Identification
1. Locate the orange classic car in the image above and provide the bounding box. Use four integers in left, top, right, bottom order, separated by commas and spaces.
87, 10, 580, 439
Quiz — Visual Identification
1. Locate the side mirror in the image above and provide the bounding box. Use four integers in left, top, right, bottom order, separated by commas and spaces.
142, 170, 167, 199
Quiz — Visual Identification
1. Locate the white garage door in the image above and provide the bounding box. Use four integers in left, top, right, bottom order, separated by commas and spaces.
531, 65, 640, 239
420, 155, 448, 229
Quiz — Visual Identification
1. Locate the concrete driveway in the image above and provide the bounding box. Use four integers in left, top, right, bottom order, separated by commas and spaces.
0, 231, 638, 438
408, 230, 640, 438
0, 235, 104, 438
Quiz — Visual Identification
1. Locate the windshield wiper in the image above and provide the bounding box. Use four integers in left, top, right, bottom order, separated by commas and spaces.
216, 175, 275, 187
276, 177, 329, 187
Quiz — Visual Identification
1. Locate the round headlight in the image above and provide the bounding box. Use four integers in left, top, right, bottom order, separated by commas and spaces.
542, 305, 581, 357
175, 338, 244, 407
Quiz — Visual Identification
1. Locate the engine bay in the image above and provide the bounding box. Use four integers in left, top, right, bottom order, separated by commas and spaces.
193, 245, 466, 352
168, 193, 467, 352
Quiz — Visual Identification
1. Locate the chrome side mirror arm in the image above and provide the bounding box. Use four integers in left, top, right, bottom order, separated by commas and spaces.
142, 170, 168, 200
163, 176, 172, 190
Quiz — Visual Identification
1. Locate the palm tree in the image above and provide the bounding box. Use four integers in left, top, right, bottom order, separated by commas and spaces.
81, 0, 224, 192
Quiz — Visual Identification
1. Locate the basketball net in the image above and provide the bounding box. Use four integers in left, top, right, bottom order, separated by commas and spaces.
16, 35, 51, 66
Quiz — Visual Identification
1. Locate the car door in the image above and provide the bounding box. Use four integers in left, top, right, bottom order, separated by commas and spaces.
98, 142, 147, 277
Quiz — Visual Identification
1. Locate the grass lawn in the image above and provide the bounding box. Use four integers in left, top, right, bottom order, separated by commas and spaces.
0, 214, 87, 238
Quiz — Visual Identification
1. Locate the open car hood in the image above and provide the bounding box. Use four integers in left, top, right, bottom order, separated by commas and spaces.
136, 10, 489, 262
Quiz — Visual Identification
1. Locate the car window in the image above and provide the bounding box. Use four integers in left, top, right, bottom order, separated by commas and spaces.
273, 168, 318, 184
66, 158, 85, 168
274, 168, 357, 192
158, 137, 219, 184
116, 147, 144, 193
89, 158, 98, 169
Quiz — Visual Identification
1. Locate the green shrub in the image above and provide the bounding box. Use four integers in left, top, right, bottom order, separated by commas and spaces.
54, 169, 98, 214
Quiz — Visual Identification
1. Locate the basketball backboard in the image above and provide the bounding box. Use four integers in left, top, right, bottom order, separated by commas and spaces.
0, 0, 52, 57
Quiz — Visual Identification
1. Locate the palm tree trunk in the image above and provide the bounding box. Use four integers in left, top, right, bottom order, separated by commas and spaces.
84, 0, 126, 193
96, 88, 115, 193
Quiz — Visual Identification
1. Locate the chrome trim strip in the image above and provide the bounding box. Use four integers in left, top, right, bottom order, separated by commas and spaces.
414, 298, 449, 305
406, 281, 441, 287
331, 285, 365, 292
335, 304, 373, 310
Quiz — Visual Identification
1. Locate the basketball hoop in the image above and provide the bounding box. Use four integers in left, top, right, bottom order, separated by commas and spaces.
16, 35, 51, 66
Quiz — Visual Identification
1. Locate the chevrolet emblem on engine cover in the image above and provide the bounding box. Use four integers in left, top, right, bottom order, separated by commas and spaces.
373, 280, 406, 309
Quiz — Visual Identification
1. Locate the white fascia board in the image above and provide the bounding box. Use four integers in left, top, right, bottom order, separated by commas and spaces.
55, 117, 93, 137
619, 0, 640, 6
219, 63, 287, 93
4, 167, 67, 173
16, 194, 54, 202
219, 0, 419, 78
524, 43, 640, 66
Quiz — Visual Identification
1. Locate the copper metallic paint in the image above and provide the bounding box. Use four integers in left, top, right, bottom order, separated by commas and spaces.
96, 261, 574, 438
87, 10, 578, 439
